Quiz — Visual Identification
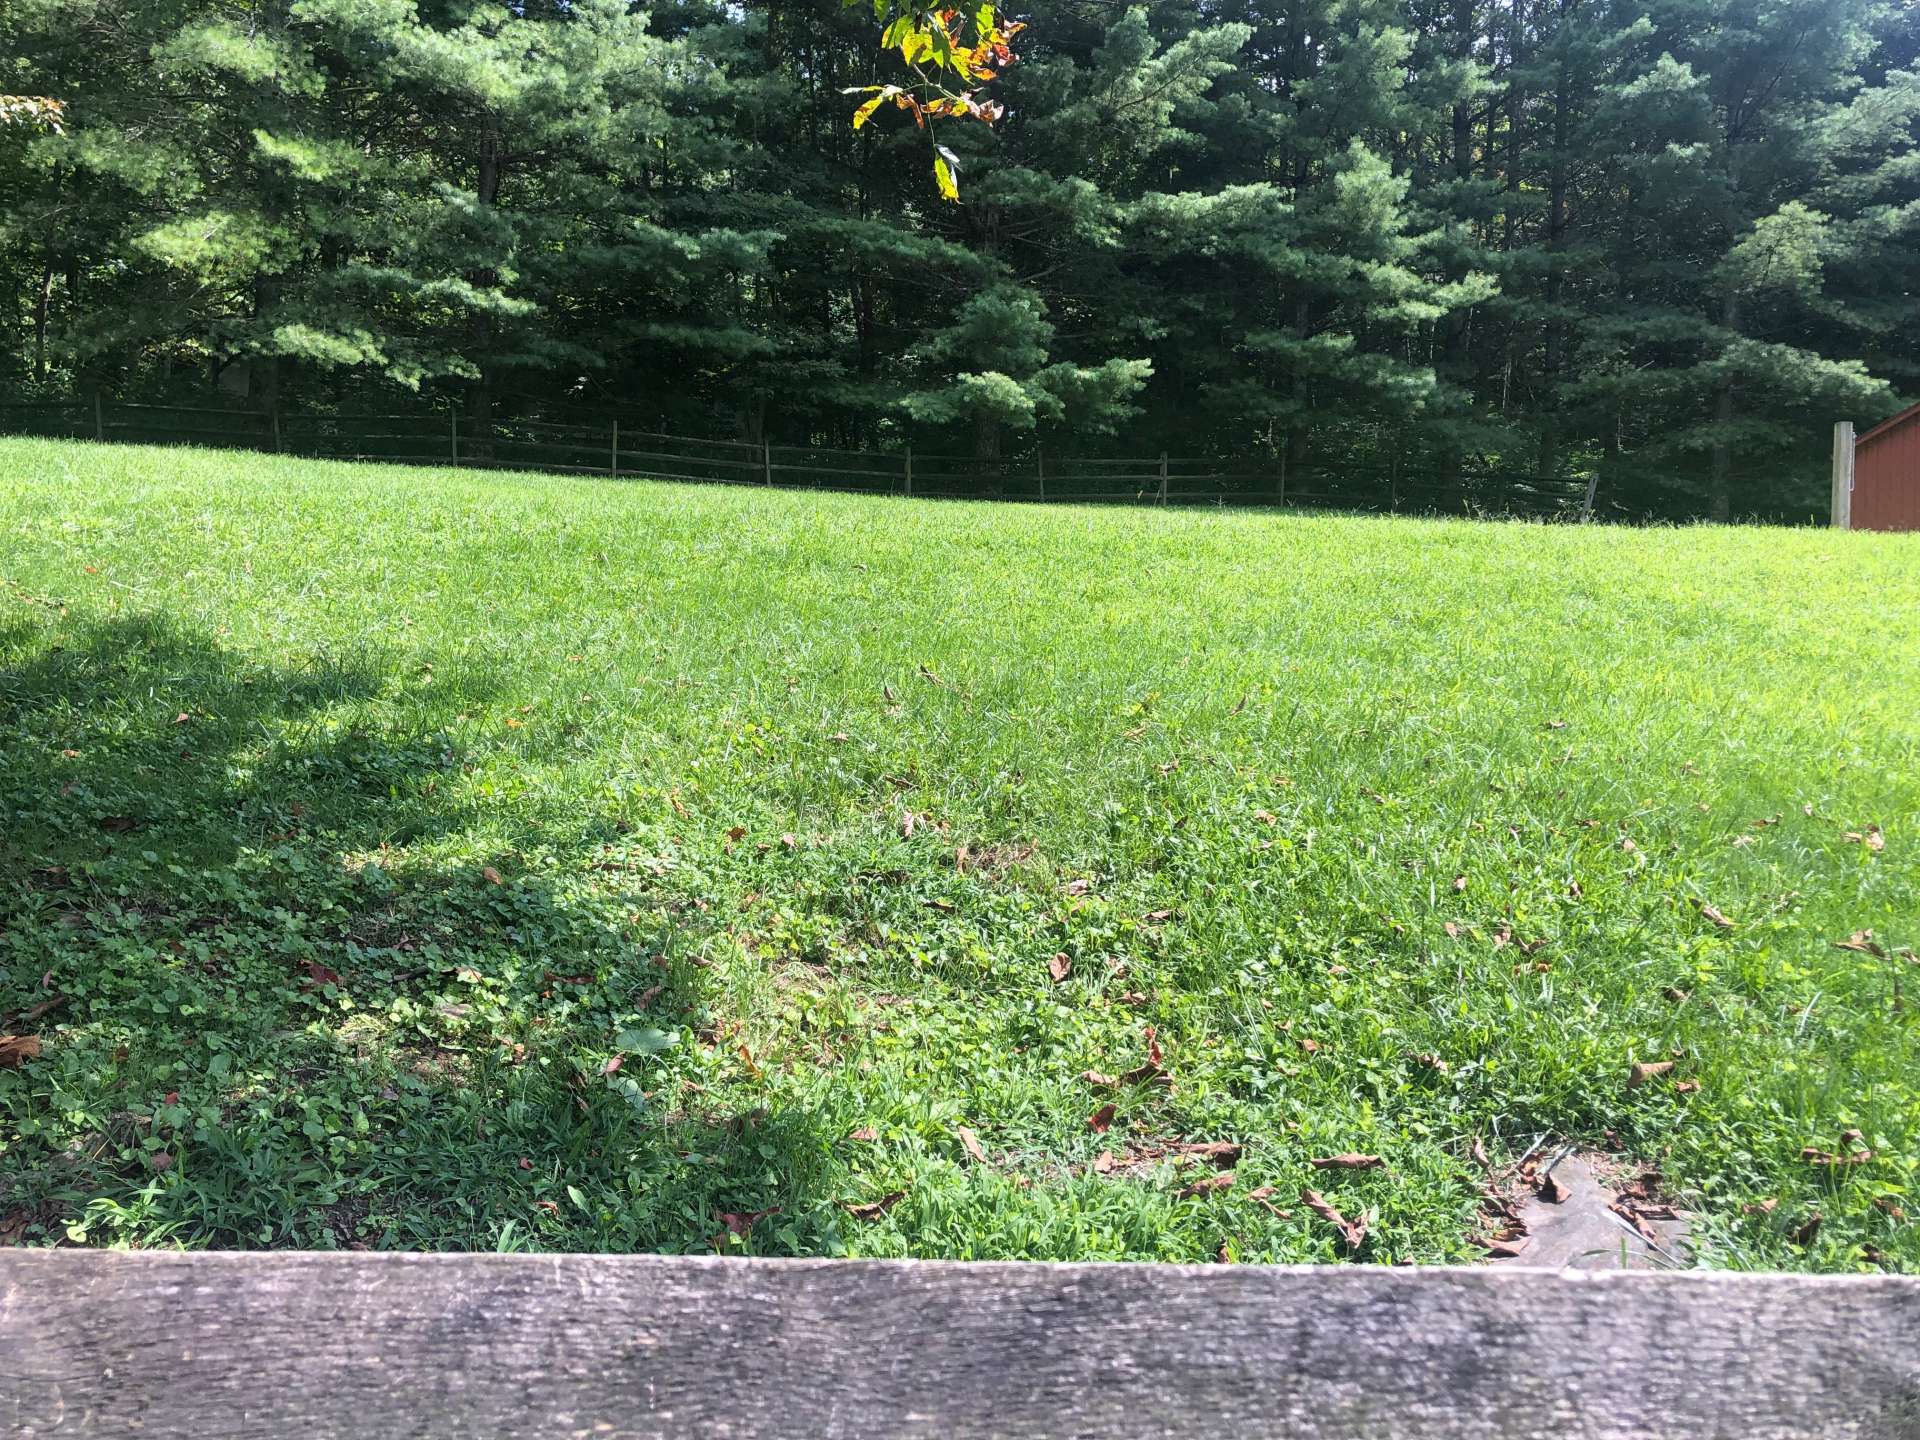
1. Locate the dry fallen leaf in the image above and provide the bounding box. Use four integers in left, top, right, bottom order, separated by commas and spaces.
481, 865, 504, 886
844, 1190, 906, 1221
6, 995, 67, 1027
1179, 1141, 1242, 1166
0, 1036, 43, 1068
1801, 1144, 1873, 1167
1627, 1060, 1675, 1089
1246, 1185, 1293, 1219
1309, 1153, 1384, 1171
1609, 1200, 1661, 1243
1300, 1188, 1366, 1249
1177, 1173, 1234, 1200
1451, 874, 1468, 892
848, 1126, 879, 1143
716, 1207, 779, 1237
1048, 952, 1072, 983
1062, 878, 1093, 896
299, 960, 344, 990
1696, 900, 1736, 930
955, 1125, 987, 1164
1079, 1069, 1119, 1087
1834, 930, 1886, 958
1087, 1103, 1118, 1134
1539, 1169, 1573, 1205
601, 1055, 623, 1076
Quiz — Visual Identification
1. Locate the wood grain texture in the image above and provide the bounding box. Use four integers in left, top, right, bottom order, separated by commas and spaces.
3, 1251, 1917, 1439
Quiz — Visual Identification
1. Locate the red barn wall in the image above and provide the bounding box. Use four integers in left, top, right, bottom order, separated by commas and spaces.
1853, 408, 1920, 531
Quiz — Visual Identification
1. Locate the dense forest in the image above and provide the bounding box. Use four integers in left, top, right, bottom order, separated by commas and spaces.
3, 0, 1918, 517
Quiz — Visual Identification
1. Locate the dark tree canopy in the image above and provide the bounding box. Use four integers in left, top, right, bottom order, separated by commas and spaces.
2, 0, 1916, 518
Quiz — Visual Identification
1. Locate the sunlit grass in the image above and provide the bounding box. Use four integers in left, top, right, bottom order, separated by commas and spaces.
1, 436, 1915, 1270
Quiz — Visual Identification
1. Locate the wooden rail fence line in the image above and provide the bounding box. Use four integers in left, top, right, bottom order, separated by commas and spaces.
0, 399, 1598, 519
1, 1251, 1915, 1438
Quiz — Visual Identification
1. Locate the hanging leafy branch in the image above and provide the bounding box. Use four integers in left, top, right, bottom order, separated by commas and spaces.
844, 3, 1023, 202
0, 96, 65, 131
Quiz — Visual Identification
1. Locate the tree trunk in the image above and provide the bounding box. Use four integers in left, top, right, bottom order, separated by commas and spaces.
254, 274, 282, 418
974, 408, 1001, 462
1709, 288, 1739, 523
1499, 0, 1527, 420
33, 261, 54, 386
1440, 0, 1479, 483
1287, 289, 1312, 477
1537, 0, 1570, 478
467, 122, 503, 457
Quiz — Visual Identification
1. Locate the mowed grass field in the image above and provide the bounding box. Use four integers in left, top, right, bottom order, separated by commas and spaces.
1, 437, 1916, 1271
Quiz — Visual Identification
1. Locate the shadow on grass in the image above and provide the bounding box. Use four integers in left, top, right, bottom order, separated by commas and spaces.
0, 611, 840, 1255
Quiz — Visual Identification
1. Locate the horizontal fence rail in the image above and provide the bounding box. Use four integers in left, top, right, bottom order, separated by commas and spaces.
0, 1252, 1915, 1438
0, 398, 1599, 519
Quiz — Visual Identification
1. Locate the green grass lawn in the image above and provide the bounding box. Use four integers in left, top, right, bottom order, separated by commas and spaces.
1, 436, 1916, 1270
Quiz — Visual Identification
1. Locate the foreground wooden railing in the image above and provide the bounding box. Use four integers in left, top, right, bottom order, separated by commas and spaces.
2, 1252, 1915, 1437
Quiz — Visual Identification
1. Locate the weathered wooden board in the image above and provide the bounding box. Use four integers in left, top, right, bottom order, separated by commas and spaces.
2, 1251, 1916, 1439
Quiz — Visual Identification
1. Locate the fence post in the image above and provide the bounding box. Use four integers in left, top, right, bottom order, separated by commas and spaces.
1037, 446, 1045, 504
1158, 451, 1168, 505
1831, 421, 1854, 530
610, 419, 619, 479
1277, 452, 1287, 508
1580, 470, 1599, 522
763, 439, 774, 486
93, 391, 104, 442
904, 447, 913, 498
450, 410, 458, 466
269, 404, 281, 454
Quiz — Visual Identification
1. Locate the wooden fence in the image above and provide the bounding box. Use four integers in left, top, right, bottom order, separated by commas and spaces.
0, 1251, 1914, 1437
0, 397, 1598, 518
